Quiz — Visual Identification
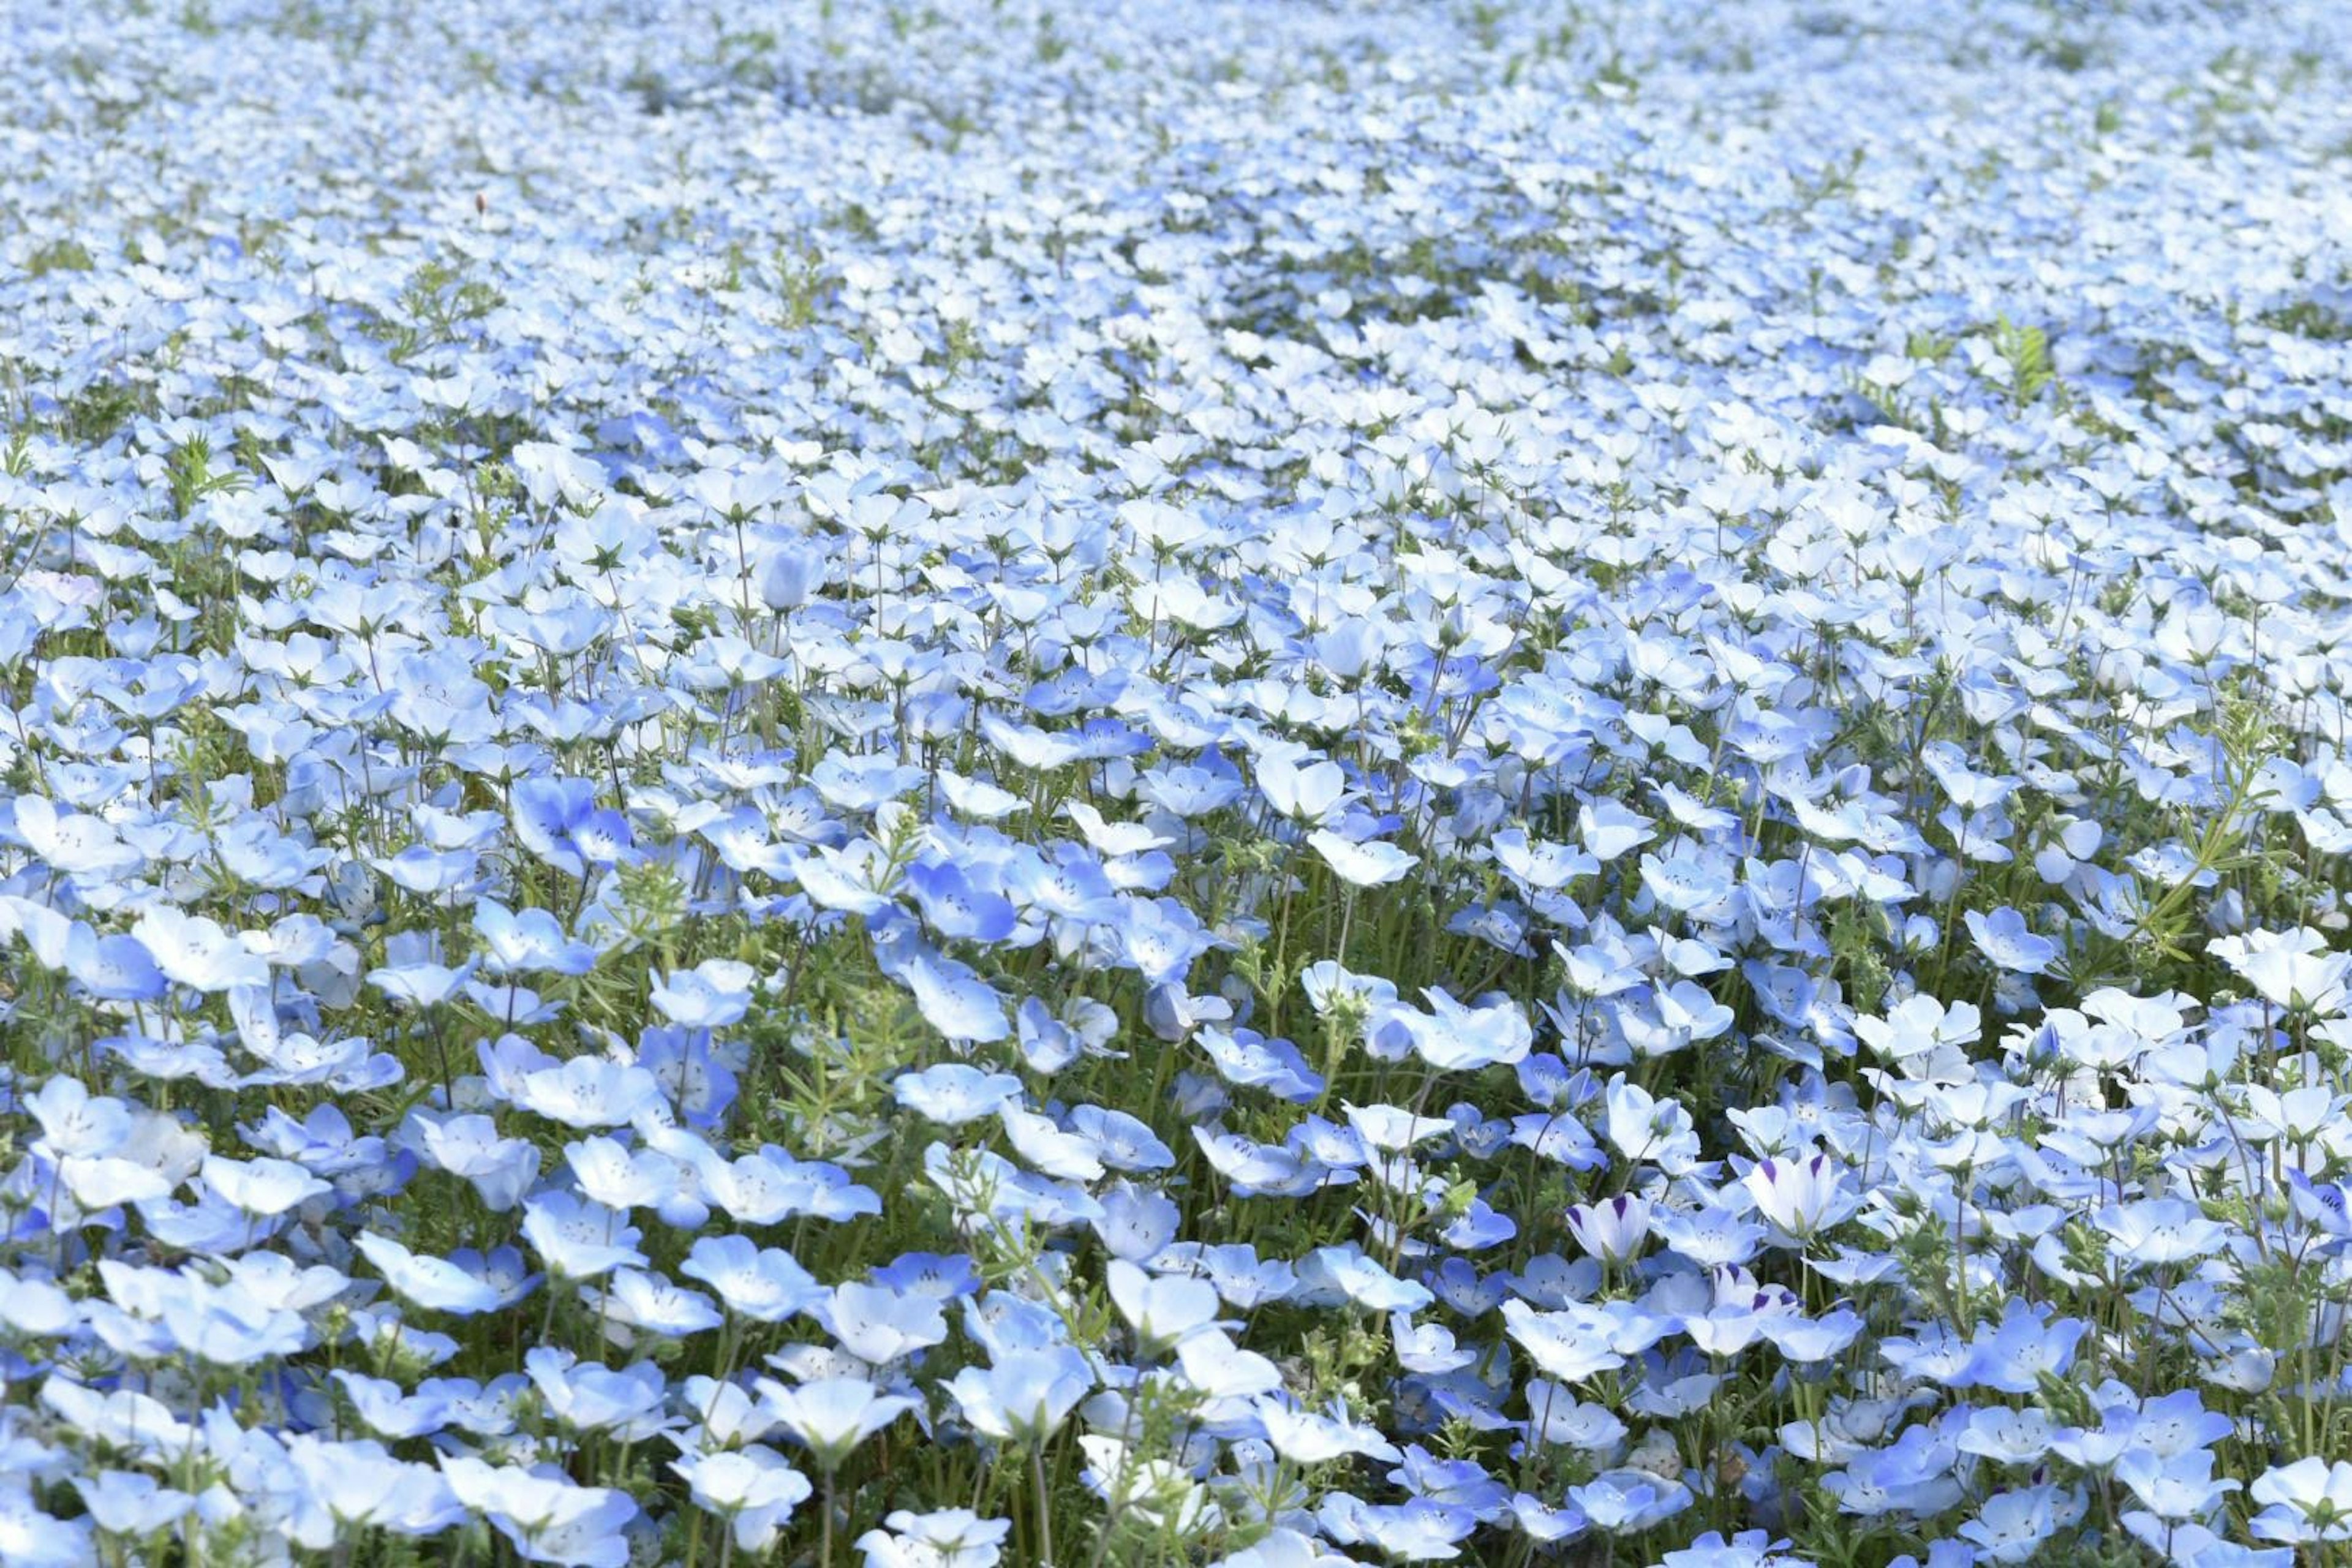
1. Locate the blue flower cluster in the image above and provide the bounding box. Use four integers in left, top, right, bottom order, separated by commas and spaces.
2, 1, 2352, 1565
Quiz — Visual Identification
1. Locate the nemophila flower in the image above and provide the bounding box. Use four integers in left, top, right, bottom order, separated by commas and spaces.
1501, 1488, 1589, 1547
1161, 1243, 1297, 1311
1571, 1468, 1692, 1533
1959, 1301, 2087, 1393
636, 1028, 737, 1127
1523, 1379, 1627, 1451
1069, 1104, 1175, 1171
787, 840, 898, 918
157, 1288, 317, 1373
758, 1376, 919, 1472
12, 796, 145, 878
2283, 1169, 2352, 1238
522, 1193, 647, 1280
892, 1063, 1020, 1125
1757, 1305, 1864, 1364
856, 1508, 1012, 1568
1341, 1102, 1454, 1156
1256, 1396, 1403, 1466
1169, 1325, 1282, 1400
1449, 1101, 1513, 1160
1957, 1483, 2073, 1563
1065, 799, 1173, 863
0, 1268, 77, 1337
680, 1234, 823, 1323
961, 1291, 1070, 1364
1564, 796, 1654, 864
1107, 1259, 1223, 1354
1606, 1076, 1703, 1174
60, 924, 168, 1002
132, 905, 271, 992
671, 1448, 813, 1552
646, 959, 758, 1028
9, 1, 2352, 1556
368, 951, 479, 1009
439, 1457, 637, 1567
1210, 1526, 1362, 1568
997, 1104, 1106, 1183
2128, 1522, 2293, 1568
202, 1153, 330, 1216
1963, 906, 2060, 976
1306, 826, 1416, 888
417, 1112, 540, 1211
1009, 997, 1082, 1074
1638, 850, 1735, 918
1822, 1409, 1974, 1517
1320, 1493, 1478, 1560
677, 1377, 776, 1452
375, 842, 478, 900
40, 1379, 192, 1462
1136, 760, 1244, 819
895, 945, 1011, 1043
600, 1267, 724, 1338
1420, 1194, 1514, 1260
1406, 989, 1532, 1072
511, 1057, 663, 1129
1741, 1154, 1861, 1245
1622, 979, 1736, 1058
563, 1134, 681, 1213
1501, 1299, 1629, 1384
948, 1346, 1093, 1445
1082, 1428, 1218, 1532
1091, 1180, 1181, 1261
0, 1482, 92, 1567
869, 1253, 981, 1306
2233, 1080, 2343, 1146
73, 1470, 194, 1536
2096, 1197, 2232, 1269
2215, 929, 2352, 1016
1114, 896, 1220, 986
2250, 1457, 2352, 1544
1255, 754, 1348, 824
1855, 995, 1981, 1063
1958, 1406, 2057, 1466
1655, 1531, 1811, 1568
817, 1281, 949, 1365
24, 1076, 132, 1158
511, 777, 637, 878
1295, 1245, 1434, 1312
355, 1232, 503, 1316
279, 1437, 469, 1550
1196, 1028, 1324, 1102
526, 1348, 670, 1438
2114, 1446, 2239, 1524
903, 858, 1019, 944
925, 1139, 1105, 1229
1003, 842, 1119, 925
333, 1370, 453, 1441
758, 537, 830, 609
1566, 1194, 1653, 1265
643, 1135, 876, 1227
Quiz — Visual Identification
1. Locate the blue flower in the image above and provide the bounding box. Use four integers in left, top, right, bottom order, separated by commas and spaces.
946, 1346, 1093, 1445
511, 777, 637, 879
1964, 906, 2060, 976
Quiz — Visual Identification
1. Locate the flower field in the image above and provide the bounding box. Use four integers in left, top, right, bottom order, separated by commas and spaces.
7, 1, 2352, 1564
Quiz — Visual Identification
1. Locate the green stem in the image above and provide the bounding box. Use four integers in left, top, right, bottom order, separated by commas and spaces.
1032, 1444, 1056, 1567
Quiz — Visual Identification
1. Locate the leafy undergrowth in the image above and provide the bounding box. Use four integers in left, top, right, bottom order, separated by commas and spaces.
4, 2, 2352, 1566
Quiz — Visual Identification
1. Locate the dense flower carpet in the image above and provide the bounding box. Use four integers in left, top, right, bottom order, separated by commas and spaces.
3, 2, 2352, 1564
